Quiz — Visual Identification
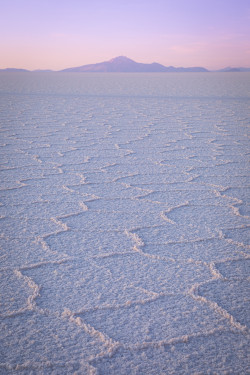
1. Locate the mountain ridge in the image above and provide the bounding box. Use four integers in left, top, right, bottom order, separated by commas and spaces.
60, 56, 209, 73
1, 56, 250, 72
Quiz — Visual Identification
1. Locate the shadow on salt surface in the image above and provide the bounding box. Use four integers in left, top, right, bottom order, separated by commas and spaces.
114, 172, 189, 185
73, 171, 117, 184
223, 187, 250, 205
20, 254, 211, 313
192, 174, 250, 187
0, 199, 86, 219
46, 228, 134, 257
20, 259, 152, 313
216, 259, 250, 279
0, 236, 63, 268
0, 184, 47, 205
67, 181, 148, 199
58, 209, 159, 231
19, 173, 87, 191
90, 254, 211, 294
166, 205, 248, 228
98, 160, 188, 176
235, 205, 250, 217
215, 153, 249, 163
0, 167, 47, 187
142, 238, 243, 262
136, 225, 214, 243
90, 331, 249, 375
0, 311, 102, 375
191, 160, 249, 173
0, 270, 31, 316
198, 279, 250, 328
223, 227, 250, 247
140, 189, 233, 206
221, 186, 250, 217
78, 294, 233, 345
0, 151, 42, 169
84, 197, 167, 215
0, 216, 60, 238
160, 147, 197, 159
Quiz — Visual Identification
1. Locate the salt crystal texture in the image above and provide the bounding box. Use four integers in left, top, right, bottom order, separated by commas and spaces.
0, 72, 249, 374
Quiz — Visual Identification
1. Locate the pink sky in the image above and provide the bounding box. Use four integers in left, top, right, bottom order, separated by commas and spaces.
1, 0, 250, 70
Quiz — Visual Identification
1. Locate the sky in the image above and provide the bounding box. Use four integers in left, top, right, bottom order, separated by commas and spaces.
0, 0, 250, 70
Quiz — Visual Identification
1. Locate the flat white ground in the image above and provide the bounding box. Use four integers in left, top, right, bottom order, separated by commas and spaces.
0, 73, 249, 374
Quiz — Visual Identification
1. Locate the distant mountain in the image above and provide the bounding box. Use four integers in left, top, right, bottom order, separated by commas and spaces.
60, 56, 209, 73
164, 65, 209, 73
216, 66, 250, 72
33, 69, 54, 72
61, 56, 167, 72
0, 68, 53, 73
0, 68, 30, 72
1, 58, 250, 73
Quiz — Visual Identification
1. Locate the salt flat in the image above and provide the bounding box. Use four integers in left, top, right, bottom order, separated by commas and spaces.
0, 72, 249, 374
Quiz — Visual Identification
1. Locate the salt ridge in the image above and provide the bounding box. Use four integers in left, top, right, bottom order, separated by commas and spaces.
0, 74, 249, 374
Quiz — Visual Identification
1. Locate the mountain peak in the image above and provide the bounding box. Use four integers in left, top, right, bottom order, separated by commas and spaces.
108, 56, 135, 63
60, 57, 210, 73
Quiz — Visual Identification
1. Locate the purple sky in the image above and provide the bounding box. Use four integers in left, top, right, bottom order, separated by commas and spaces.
1, 0, 250, 70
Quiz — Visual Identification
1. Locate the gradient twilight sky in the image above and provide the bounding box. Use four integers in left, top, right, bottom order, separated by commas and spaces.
1, 0, 250, 70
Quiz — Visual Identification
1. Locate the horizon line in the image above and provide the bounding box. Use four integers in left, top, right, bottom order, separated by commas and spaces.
1, 56, 250, 71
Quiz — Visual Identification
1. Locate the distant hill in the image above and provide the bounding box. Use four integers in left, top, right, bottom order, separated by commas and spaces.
216, 66, 250, 72
33, 69, 54, 72
0, 68, 30, 72
60, 56, 209, 73
0, 68, 53, 73
1, 57, 250, 73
